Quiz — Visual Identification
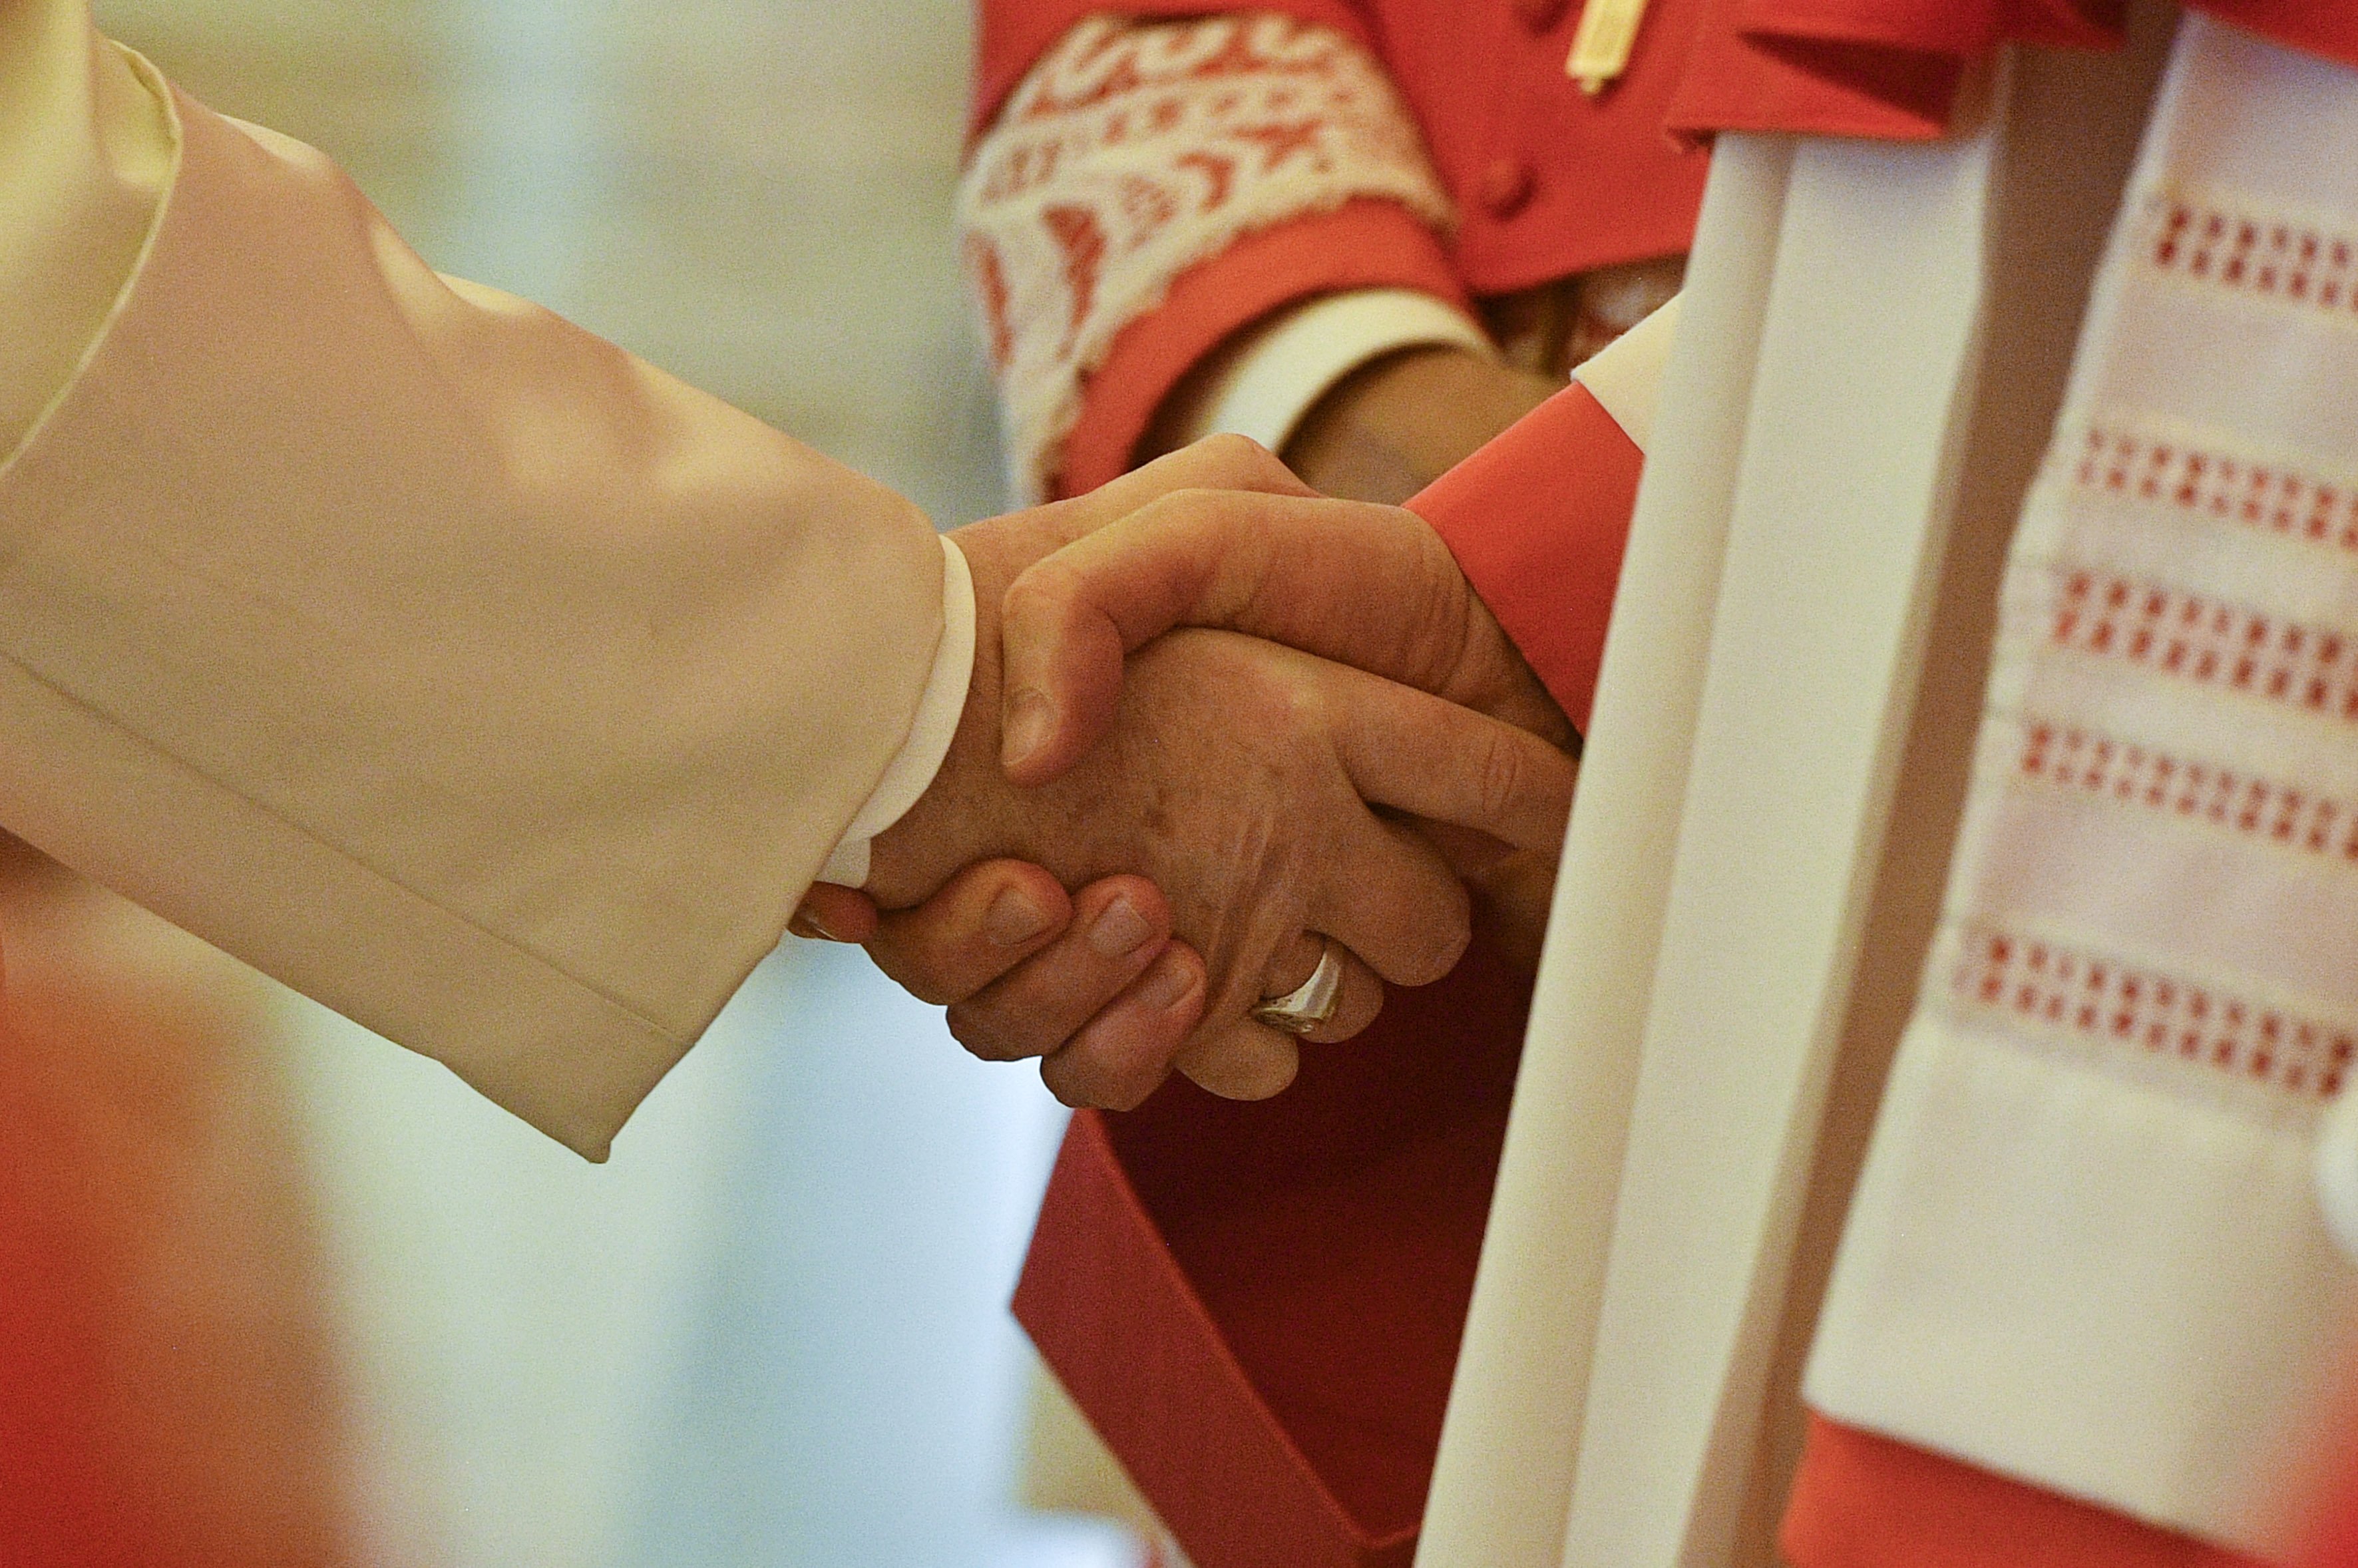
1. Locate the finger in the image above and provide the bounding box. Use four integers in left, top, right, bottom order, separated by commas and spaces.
1249, 932, 1385, 1046
998, 492, 1464, 785
1021, 433, 1320, 552
864, 860, 1072, 1006
946, 877, 1179, 1062
791, 882, 880, 944
1171, 1020, 1299, 1101
1038, 942, 1209, 1110
1324, 662, 1579, 855
1088, 432, 1320, 508
1305, 806, 1474, 990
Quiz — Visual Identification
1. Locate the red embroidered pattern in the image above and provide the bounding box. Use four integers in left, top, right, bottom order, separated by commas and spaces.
958, 14, 1446, 499
1008, 19, 1343, 125
2051, 570, 2358, 721
1950, 922, 2353, 1099
2148, 194, 2358, 317
2072, 426, 2358, 554
2018, 719, 2358, 862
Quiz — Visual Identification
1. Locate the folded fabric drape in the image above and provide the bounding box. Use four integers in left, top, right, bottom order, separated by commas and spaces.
1665, 0, 2117, 140
1735, 0, 2124, 55
1667, 0, 2358, 140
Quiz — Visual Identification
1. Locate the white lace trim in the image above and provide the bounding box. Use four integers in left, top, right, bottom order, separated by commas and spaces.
956, 13, 1453, 502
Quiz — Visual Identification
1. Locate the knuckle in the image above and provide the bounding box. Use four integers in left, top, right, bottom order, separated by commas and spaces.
1237, 666, 1325, 747
1476, 729, 1529, 829
943, 1006, 993, 1055
945, 1003, 1028, 1062
1154, 485, 1242, 533
1193, 430, 1276, 476
999, 562, 1073, 627
881, 953, 965, 1009
1154, 482, 1261, 536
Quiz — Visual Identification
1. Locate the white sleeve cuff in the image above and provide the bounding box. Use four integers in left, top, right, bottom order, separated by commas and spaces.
815, 533, 976, 888
1569, 291, 1679, 453
1163, 287, 1497, 453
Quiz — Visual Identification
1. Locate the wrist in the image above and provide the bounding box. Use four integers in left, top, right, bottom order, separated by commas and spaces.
863, 518, 1038, 908
815, 536, 979, 886
1282, 346, 1561, 505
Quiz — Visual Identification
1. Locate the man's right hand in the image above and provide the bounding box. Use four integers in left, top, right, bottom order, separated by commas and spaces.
833, 439, 1576, 1109
862, 613, 1572, 1107
992, 482, 1573, 787
798, 441, 1581, 1102
984, 476, 1577, 978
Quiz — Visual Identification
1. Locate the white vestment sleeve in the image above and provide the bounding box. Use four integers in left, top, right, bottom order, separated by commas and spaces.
0, 1, 950, 1158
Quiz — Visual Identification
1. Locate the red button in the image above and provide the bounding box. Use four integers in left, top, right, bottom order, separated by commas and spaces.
1477, 158, 1534, 218
1513, 0, 1571, 29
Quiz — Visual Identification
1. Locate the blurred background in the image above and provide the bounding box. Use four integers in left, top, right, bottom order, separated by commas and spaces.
25, 1, 1133, 1563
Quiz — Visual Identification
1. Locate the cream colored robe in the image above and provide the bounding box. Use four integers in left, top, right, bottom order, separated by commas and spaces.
0, 0, 950, 1158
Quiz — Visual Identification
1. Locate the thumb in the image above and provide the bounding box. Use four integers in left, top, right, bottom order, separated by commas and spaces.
996, 490, 1471, 785
1023, 432, 1319, 550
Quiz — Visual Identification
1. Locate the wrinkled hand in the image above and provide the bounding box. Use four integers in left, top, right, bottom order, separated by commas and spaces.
830, 441, 1576, 1109
865, 616, 1571, 1105
993, 477, 1573, 785
795, 437, 1581, 1104
992, 469, 1579, 975
794, 439, 1320, 1099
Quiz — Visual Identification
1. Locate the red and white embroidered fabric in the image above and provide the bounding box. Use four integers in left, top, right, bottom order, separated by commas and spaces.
954, 13, 1450, 501
1805, 16, 2358, 1552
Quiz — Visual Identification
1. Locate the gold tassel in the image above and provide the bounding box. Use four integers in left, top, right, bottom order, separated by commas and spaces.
1565, 0, 1649, 95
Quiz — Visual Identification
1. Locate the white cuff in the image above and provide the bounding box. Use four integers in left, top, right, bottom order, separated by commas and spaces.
1569, 291, 1679, 453
1163, 287, 1496, 453
815, 534, 976, 888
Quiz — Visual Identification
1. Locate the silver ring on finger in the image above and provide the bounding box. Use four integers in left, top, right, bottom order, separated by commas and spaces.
1251, 937, 1344, 1036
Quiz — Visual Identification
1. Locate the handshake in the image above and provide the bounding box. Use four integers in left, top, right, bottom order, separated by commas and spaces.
796, 437, 1580, 1109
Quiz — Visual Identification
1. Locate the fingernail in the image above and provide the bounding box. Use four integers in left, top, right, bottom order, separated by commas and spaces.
1002, 687, 1056, 771
789, 910, 843, 942
984, 886, 1054, 948
1087, 894, 1155, 958
1135, 954, 1199, 1013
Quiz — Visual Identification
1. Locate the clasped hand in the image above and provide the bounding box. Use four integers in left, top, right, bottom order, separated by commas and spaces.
803, 437, 1577, 1109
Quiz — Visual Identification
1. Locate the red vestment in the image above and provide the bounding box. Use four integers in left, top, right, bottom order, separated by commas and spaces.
972, 0, 1710, 494
1002, 4, 2358, 1565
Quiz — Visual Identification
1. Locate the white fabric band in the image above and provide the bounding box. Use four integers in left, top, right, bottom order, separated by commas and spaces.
1163, 287, 1495, 453
816, 533, 976, 888
1806, 15, 2358, 1551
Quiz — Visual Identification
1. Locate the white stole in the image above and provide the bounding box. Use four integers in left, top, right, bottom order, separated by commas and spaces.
1416, 8, 2187, 1564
